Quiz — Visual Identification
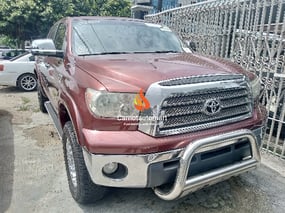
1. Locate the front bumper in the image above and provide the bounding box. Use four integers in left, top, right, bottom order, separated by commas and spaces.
83, 128, 262, 200
81, 106, 266, 154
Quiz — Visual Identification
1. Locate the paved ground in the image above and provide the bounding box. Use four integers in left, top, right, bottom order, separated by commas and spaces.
1, 85, 285, 213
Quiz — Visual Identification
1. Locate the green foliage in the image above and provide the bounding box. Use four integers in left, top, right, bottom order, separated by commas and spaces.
100, 0, 131, 17
0, 0, 131, 48
0, 35, 16, 48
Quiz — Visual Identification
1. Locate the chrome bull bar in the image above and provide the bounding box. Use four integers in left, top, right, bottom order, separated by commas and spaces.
154, 129, 261, 200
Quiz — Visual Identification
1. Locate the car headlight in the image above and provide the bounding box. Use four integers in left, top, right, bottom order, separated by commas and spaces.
85, 88, 139, 118
250, 76, 261, 100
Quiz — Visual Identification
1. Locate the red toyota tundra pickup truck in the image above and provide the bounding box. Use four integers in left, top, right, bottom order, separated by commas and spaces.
32, 17, 266, 204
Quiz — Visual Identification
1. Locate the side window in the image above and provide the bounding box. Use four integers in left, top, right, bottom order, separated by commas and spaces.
54, 23, 66, 50
29, 55, 35, 61
47, 23, 59, 40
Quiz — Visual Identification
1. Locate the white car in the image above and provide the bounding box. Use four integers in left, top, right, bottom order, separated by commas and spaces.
0, 52, 37, 91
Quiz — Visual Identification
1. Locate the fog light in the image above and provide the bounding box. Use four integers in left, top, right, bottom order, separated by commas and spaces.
102, 162, 118, 174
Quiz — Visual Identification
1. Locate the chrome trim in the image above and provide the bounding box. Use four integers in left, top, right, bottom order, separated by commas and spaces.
158, 74, 245, 86
158, 115, 252, 136
138, 74, 253, 137
82, 147, 183, 187
202, 99, 221, 115
82, 128, 261, 191
153, 129, 260, 200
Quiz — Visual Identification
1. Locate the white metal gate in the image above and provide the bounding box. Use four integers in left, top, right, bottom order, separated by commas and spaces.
145, 0, 285, 159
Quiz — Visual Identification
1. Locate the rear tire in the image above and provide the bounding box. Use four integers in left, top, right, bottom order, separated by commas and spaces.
62, 121, 108, 204
37, 83, 48, 113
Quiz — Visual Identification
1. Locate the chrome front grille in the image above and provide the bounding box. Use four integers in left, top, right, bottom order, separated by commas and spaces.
162, 87, 248, 107
160, 87, 251, 133
158, 75, 245, 86
138, 74, 253, 137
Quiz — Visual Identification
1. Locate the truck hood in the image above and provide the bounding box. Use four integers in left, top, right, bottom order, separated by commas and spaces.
75, 53, 251, 92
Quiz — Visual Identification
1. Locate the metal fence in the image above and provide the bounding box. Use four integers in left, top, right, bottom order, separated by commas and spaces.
145, 0, 285, 159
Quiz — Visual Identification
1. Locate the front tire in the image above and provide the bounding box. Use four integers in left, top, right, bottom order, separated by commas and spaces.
18, 73, 37, 91
62, 121, 108, 204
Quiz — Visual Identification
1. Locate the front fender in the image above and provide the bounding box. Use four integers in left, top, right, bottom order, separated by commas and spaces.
59, 92, 85, 146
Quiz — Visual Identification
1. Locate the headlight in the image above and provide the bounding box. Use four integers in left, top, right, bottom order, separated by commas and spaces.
85, 88, 139, 118
250, 76, 261, 100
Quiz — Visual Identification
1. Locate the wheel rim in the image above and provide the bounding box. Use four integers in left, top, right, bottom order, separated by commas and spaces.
20, 75, 36, 91
66, 138, 78, 188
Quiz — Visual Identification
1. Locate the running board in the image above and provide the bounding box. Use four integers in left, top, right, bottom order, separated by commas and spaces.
44, 101, 63, 138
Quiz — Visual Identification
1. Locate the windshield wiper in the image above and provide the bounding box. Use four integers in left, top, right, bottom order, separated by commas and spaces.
100, 52, 131, 55
78, 51, 181, 56
132, 50, 180, 54
78, 52, 131, 56
153, 50, 180, 53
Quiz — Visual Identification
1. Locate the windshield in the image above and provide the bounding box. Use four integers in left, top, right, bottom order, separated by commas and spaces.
72, 20, 183, 55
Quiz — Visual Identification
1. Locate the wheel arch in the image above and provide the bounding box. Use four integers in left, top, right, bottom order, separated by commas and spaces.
58, 99, 85, 146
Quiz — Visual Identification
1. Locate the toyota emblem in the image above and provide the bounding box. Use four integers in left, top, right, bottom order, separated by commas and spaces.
203, 99, 221, 115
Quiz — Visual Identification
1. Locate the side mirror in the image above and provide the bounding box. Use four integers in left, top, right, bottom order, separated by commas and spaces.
32, 39, 56, 50
188, 41, 197, 52
185, 40, 197, 52
31, 49, 64, 58
31, 39, 64, 58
